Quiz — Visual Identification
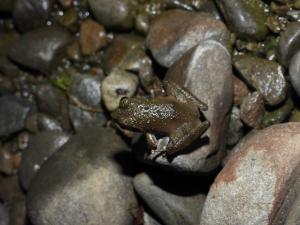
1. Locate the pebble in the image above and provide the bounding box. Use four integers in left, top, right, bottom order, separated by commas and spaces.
216, 0, 268, 41
201, 123, 300, 225
19, 131, 70, 190
25, 113, 63, 133
0, 144, 21, 175
134, 40, 233, 174
146, 9, 230, 67
227, 106, 244, 147
133, 173, 206, 225
8, 26, 72, 74
277, 22, 300, 67
102, 68, 138, 111
233, 54, 287, 106
289, 50, 300, 97
27, 126, 138, 225
88, 0, 134, 30
233, 75, 250, 106
0, 95, 33, 137
80, 19, 107, 55
13, 0, 52, 32
240, 92, 264, 129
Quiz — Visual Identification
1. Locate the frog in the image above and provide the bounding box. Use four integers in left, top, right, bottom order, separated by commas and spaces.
111, 80, 210, 156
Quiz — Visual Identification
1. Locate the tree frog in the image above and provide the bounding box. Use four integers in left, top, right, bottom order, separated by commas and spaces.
111, 80, 210, 156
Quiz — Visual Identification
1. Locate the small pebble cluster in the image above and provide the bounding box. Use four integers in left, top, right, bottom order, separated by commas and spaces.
1, 0, 300, 225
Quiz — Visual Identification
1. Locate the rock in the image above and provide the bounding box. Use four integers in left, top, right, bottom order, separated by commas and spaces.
133, 173, 206, 225
240, 92, 264, 129
143, 211, 162, 225
233, 75, 250, 106
13, 0, 52, 32
216, 0, 268, 41
0, 203, 9, 225
277, 22, 300, 67
35, 84, 70, 130
233, 54, 287, 106
227, 106, 244, 147
67, 40, 81, 62
200, 0, 222, 20
289, 108, 300, 122
25, 113, 63, 133
19, 131, 70, 190
80, 19, 107, 55
201, 123, 300, 225
58, 0, 73, 8
0, 75, 15, 95
134, 40, 233, 174
0, 95, 33, 137
0, 144, 21, 175
88, 0, 134, 30
102, 68, 139, 111
8, 26, 72, 74
289, 50, 300, 97
27, 126, 138, 225
146, 9, 230, 67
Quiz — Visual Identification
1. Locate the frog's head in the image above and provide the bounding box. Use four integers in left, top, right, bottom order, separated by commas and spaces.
111, 97, 144, 131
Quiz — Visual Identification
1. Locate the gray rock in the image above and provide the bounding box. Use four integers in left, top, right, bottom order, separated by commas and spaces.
0, 95, 33, 137
134, 40, 233, 174
143, 211, 162, 225
146, 9, 230, 67
216, 0, 268, 41
133, 173, 206, 225
25, 113, 63, 133
102, 68, 139, 111
233, 54, 287, 106
289, 50, 300, 97
88, 0, 134, 30
8, 26, 72, 74
19, 131, 70, 190
278, 22, 300, 67
201, 123, 300, 225
227, 106, 244, 147
13, 0, 52, 32
27, 126, 138, 225
0, 203, 9, 225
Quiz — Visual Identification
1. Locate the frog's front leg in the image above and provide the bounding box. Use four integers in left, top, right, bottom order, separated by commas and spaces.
146, 133, 158, 149
163, 80, 208, 111
165, 121, 210, 156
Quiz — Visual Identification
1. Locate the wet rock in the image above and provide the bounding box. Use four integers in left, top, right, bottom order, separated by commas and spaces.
88, 0, 134, 30
200, 0, 222, 20
201, 123, 300, 225
233, 54, 287, 106
233, 75, 250, 106
227, 106, 244, 147
240, 92, 264, 129
35, 84, 70, 130
277, 22, 300, 67
146, 9, 230, 67
0, 95, 33, 137
102, 68, 138, 111
0, 203, 9, 225
289, 50, 300, 97
8, 26, 72, 74
134, 173, 206, 225
26, 113, 63, 133
67, 40, 82, 62
13, 0, 52, 32
134, 40, 233, 174
80, 19, 107, 55
27, 126, 138, 225
216, 0, 268, 41
19, 131, 70, 190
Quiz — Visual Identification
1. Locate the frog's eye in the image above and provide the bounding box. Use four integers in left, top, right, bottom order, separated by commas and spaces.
119, 97, 130, 108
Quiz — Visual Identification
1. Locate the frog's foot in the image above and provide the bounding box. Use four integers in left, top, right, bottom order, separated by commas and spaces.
149, 137, 170, 158
146, 133, 158, 149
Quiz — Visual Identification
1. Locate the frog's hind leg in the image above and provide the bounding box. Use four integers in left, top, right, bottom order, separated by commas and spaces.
163, 80, 208, 111
165, 121, 210, 156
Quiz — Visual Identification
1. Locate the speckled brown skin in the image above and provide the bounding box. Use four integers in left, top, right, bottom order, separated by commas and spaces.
111, 81, 209, 155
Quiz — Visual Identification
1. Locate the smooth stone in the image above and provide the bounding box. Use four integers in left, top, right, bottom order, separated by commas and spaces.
8, 26, 72, 74
102, 68, 139, 111
277, 22, 300, 67
227, 106, 244, 147
27, 126, 138, 225
240, 91, 264, 129
216, 0, 268, 41
233, 54, 287, 106
0, 95, 33, 137
25, 113, 63, 133
233, 75, 250, 106
201, 123, 300, 225
133, 173, 206, 225
19, 131, 70, 190
143, 211, 162, 225
146, 9, 230, 67
289, 50, 300, 97
134, 40, 233, 174
35, 84, 70, 130
88, 0, 134, 30
13, 0, 52, 32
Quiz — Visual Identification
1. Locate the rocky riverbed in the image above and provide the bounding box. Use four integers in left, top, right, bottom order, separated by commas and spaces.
1, 0, 300, 224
